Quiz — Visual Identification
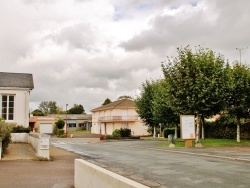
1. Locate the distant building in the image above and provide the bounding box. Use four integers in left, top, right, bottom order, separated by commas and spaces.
29, 114, 92, 134
91, 99, 149, 136
0, 72, 34, 127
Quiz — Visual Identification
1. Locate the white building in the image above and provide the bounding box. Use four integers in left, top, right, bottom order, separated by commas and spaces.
0, 72, 34, 127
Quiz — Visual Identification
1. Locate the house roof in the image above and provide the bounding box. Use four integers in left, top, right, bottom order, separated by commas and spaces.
29, 114, 92, 123
0, 72, 34, 89
48, 114, 92, 120
91, 99, 136, 112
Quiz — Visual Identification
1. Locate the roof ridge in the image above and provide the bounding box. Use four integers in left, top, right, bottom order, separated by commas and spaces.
113, 99, 126, 108
91, 98, 134, 112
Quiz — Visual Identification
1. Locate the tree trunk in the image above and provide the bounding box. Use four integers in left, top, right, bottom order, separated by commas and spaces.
195, 115, 200, 143
174, 124, 178, 138
201, 116, 204, 140
153, 126, 156, 138
201, 125, 204, 140
196, 123, 200, 143
195, 115, 203, 147
237, 118, 240, 142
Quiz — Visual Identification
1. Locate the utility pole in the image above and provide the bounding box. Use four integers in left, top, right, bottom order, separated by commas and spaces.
236, 47, 248, 65
65, 104, 68, 138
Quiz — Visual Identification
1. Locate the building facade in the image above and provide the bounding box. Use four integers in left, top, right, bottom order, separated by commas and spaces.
29, 114, 92, 134
0, 72, 34, 127
91, 99, 149, 136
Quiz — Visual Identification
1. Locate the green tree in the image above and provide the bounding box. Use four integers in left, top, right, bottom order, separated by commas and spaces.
38, 101, 58, 115
68, 104, 85, 114
55, 118, 65, 129
152, 79, 178, 130
56, 106, 66, 114
135, 80, 155, 126
118, 95, 133, 100
136, 79, 178, 137
227, 63, 250, 142
162, 46, 230, 144
31, 109, 45, 116
102, 98, 112, 106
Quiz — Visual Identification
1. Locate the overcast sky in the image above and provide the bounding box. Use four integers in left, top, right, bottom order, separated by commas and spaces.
1, 0, 249, 113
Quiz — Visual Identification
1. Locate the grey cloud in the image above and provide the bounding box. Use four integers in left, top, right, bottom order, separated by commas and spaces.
120, 0, 250, 58
48, 23, 98, 51
3, 0, 249, 113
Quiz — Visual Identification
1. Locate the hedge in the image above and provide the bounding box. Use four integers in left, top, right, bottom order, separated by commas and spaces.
0, 120, 15, 157
204, 115, 250, 139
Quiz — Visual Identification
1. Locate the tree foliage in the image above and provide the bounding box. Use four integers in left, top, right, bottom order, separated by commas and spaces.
102, 98, 112, 106
68, 104, 85, 114
0, 120, 15, 157
226, 63, 250, 142
118, 95, 133, 100
227, 63, 250, 119
38, 101, 58, 115
136, 46, 250, 142
135, 80, 156, 126
152, 79, 178, 126
135, 79, 178, 129
162, 46, 230, 118
55, 118, 65, 129
31, 109, 44, 116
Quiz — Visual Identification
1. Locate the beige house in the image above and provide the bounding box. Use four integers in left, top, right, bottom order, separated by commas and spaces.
91, 99, 149, 136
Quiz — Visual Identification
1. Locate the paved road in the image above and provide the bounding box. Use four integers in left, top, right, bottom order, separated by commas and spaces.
51, 139, 250, 188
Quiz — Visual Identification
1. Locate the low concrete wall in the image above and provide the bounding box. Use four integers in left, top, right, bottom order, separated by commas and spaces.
11, 133, 29, 143
29, 132, 50, 159
75, 159, 149, 188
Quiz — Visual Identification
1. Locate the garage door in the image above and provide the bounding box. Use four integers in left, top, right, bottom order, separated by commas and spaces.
40, 124, 53, 134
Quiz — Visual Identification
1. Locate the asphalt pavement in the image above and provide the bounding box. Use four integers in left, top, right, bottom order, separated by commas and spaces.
50, 138, 250, 188
1, 138, 250, 188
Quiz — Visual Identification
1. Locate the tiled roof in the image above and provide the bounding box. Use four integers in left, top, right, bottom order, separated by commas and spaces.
48, 114, 92, 120
91, 99, 135, 112
0, 72, 34, 89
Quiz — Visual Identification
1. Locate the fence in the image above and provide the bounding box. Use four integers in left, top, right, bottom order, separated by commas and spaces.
29, 132, 50, 159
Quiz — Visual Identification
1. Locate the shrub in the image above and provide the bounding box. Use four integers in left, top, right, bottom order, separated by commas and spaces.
204, 114, 237, 139
56, 129, 65, 138
120, 128, 131, 137
56, 119, 65, 129
112, 129, 121, 139
53, 124, 58, 135
0, 120, 15, 157
12, 125, 30, 133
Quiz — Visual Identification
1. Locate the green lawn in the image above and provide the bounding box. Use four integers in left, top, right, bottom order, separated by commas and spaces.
68, 130, 91, 134
154, 138, 250, 147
